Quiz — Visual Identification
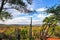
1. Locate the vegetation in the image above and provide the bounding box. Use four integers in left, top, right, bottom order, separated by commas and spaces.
0, 25, 60, 40
0, 0, 60, 40
46, 5, 60, 37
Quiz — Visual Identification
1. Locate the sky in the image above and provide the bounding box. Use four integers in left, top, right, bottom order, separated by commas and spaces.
0, 0, 60, 25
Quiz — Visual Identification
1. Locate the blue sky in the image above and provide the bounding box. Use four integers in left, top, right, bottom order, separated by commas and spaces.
0, 0, 60, 25
33, 0, 60, 9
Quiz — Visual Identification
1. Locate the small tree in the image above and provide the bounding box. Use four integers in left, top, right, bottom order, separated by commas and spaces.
40, 15, 58, 40
39, 5, 60, 40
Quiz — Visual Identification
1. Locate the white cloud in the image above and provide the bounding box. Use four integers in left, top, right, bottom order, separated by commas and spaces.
6, 9, 22, 17
46, 13, 53, 17
4, 17, 30, 24
0, 20, 4, 24
38, 14, 46, 18
37, 13, 53, 21
0, 10, 52, 25
4, 3, 11, 8
32, 20, 43, 25
0, 17, 42, 25
27, 7, 34, 11
36, 8, 47, 12
37, 14, 46, 21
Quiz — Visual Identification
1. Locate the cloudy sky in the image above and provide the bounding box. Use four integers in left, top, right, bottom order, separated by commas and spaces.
0, 0, 60, 25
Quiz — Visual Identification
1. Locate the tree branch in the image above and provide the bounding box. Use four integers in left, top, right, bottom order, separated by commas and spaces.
0, 0, 5, 13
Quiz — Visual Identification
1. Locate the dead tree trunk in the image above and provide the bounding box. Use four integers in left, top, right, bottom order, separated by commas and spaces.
15, 27, 20, 40
29, 17, 32, 40
17, 29, 20, 40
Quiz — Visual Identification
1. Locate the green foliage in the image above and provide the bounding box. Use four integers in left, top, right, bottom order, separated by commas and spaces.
9, 0, 26, 6
54, 26, 60, 37
10, 36, 16, 40
48, 27, 54, 37
21, 29, 28, 39
27, 0, 32, 5
4, 28, 15, 35
42, 15, 58, 39
44, 4, 60, 37
46, 26, 60, 37
0, 11, 12, 20
46, 5, 60, 20
43, 15, 58, 27
9, 0, 32, 5
46, 5, 60, 13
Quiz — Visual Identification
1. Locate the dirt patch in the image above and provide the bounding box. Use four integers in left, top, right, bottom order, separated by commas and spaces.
47, 37, 60, 40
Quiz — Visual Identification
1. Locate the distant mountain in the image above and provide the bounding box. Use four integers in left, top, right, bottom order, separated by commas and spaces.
0, 24, 42, 26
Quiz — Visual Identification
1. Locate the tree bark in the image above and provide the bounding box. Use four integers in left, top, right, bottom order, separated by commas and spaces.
0, 0, 5, 13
